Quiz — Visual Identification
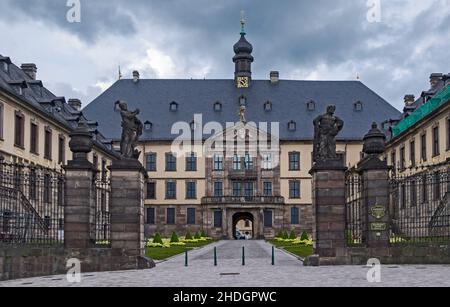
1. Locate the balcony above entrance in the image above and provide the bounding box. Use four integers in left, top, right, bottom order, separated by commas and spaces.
202, 196, 285, 205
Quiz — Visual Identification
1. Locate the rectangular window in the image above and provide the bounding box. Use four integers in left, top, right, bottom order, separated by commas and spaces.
166, 208, 175, 225
0, 103, 3, 140
262, 154, 273, 170
187, 208, 196, 225
410, 180, 417, 207
58, 135, 65, 165
213, 155, 224, 171
263, 182, 273, 197
244, 153, 253, 170
145, 153, 157, 172
44, 127, 52, 160
410, 140, 416, 167
214, 210, 222, 228
30, 122, 39, 154
264, 210, 273, 227
421, 133, 427, 162
432, 126, 440, 157
289, 152, 300, 171
447, 117, 450, 151
101, 159, 107, 180
14, 112, 24, 148
400, 146, 405, 171
422, 175, 428, 204
232, 182, 242, 197
186, 153, 197, 171
233, 154, 242, 170
166, 181, 177, 199
214, 181, 223, 197
166, 153, 177, 171
434, 172, 441, 201
391, 151, 396, 170
244, 182, 254, 197
186, 181, 197, 199
43, 174, 51, 204
291, 207, 299, 225
146, 208, 155, 224
147, 182, 156, 199
289, 180, 301, 199
29, 169, 37, 200
400, 184, 406, 209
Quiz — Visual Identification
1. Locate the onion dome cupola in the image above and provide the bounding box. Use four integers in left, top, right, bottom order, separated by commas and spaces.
233, 12, 254, 88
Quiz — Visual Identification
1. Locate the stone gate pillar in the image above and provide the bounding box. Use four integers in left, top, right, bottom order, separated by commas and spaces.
64, 121, 96, 249
358, 123, 390, 250
109, 159, 147, 257
309, 159, 348, 265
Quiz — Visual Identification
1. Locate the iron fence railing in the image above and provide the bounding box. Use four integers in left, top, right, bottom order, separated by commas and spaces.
390, 165, 450, 244
94, 178, 111, 247
0, 162, 65, 246
345, 170, 365, 246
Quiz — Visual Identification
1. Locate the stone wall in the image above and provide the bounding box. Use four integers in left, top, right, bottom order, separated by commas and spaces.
0, 246, 155, 281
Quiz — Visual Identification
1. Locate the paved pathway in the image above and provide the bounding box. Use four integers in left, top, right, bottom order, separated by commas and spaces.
2, 240, 450, 287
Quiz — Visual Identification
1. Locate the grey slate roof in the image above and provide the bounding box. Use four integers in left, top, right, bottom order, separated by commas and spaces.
0, 54, 117, 156
83, 79, 401, 141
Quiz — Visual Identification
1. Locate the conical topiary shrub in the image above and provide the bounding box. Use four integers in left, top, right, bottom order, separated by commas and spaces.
153, 232, 163, 244
300, 231, 309, 241
276, 231, 284, 238
170, 231, 179, 243
289, 230, 297, 240
185, 230, 193, 240
282, 231, 289, 240
194, 231, 202, 239
200, 230, 207, 238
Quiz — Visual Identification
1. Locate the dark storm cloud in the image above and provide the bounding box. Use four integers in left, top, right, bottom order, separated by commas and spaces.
1, 0, 137, 42
1, 0, 450, 108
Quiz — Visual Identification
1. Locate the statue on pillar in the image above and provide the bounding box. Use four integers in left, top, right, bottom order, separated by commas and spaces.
115, 100, 143, 160
313, 105, 344, 163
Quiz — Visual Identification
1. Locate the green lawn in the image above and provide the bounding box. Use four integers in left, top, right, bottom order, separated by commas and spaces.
268, 240, 314, 259
145, 240, 214, 260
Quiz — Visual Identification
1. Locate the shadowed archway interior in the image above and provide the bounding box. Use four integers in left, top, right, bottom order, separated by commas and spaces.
232, 212, 254, 240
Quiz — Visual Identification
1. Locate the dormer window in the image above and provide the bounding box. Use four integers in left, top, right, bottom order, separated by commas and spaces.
307, 100, 316, 111
354, 101, 363, 112
2, 61, 8, 73
264, 101, 272, 112
144, 121, 153, 131
170, 101, 179, 112
214, 101, 222, 112
288, 121, 297, 131
239, 95, 247, 106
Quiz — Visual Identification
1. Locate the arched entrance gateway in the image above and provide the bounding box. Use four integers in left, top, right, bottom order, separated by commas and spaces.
232, 212, 254, 240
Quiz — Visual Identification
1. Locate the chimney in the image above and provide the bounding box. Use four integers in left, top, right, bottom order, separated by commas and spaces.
68, 98, 82, 111
429, 73, 443, 88
270, 71, 279, 84
404, 95, 415, 106
133, 70, 140, 83
21, 63, 37, 80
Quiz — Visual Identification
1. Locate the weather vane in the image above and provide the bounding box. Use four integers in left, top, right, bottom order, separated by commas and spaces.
240, 10, 246, 35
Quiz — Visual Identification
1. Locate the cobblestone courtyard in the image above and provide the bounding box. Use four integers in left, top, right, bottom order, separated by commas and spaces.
2, 241, 450, 287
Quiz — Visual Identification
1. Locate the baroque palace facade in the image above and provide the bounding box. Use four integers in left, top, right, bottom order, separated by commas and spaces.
0, 56, 117, 170
83, 26, 401, 239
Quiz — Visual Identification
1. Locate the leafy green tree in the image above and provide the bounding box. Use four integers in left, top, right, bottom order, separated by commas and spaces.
289, 230, 297, 240
170, 231, 179, 243
185, 230, 193, 240
300, 231, 309, 241
153, 232, 163, 244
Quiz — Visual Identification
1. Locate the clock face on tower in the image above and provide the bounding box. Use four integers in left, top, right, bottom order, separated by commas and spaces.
237, 77, 249, 88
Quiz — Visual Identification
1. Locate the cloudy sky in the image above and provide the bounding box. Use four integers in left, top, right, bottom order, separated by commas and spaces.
0, 0, 449, 110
